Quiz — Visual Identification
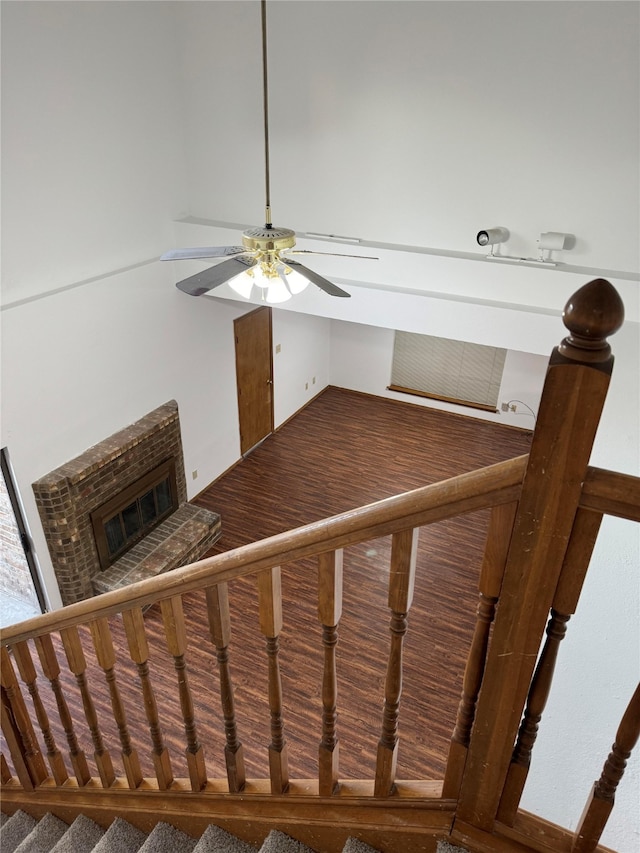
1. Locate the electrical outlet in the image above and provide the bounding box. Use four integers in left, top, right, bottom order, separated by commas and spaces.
312, 376, 316, 385
192, 470, 198, 480
501, 402, 509, 412
275, 343, 281, 354
510, 403, 517, 412
305, 382, 309, 390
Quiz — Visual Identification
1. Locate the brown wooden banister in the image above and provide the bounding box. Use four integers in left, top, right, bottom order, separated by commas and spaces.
0, 453, 527, 646
1, 279, 636, 853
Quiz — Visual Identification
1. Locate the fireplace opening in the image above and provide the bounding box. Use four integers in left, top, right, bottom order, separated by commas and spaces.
91, 459, 178, 570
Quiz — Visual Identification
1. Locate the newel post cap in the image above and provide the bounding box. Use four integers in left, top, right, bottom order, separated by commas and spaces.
558, 278, 624, 363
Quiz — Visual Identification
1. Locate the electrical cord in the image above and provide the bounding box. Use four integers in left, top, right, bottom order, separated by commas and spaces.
505, 399, 537, 423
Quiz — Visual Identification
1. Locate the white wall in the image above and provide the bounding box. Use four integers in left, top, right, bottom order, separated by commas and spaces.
329, 319, 548, 427
272, 310, 331, 428
176, 1, 639, 274
1, 1, 188, 303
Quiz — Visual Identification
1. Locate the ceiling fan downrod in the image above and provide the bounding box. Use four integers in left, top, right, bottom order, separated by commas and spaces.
261, 0, 272, 230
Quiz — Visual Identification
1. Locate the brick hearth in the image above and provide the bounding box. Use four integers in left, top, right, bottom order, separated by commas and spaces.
33, 401, 218, 605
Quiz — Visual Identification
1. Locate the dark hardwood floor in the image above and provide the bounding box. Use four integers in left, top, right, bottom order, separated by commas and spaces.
7, 388, 532, 788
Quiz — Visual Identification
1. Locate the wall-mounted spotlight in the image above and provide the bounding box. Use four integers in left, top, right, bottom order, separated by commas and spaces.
538, 232, 575, 261
476, 227, 510, 256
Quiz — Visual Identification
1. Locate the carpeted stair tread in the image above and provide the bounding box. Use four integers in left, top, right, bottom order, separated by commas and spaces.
13, 813, 68, 853
192, 823, 255, 853
91, 817, 147, 853
342, 840, 381, 853
0, 811, 468, 853
259, 829, 316, 853
138, 822, 197, 853
49, 815, 105, 853
0, 811, 38, 853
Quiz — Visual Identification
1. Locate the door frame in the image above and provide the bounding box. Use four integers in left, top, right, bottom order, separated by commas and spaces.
234, 306, 274, 456
1, 447, 48, 613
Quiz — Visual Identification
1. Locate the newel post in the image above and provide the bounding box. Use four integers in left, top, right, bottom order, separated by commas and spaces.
456, 279, 624, 831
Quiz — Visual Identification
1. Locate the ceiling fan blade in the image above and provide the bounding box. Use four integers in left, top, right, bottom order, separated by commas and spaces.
161, 246, 247, 261
285, 249, 378, 260
176, 256, 257, 296
284, 259, 351, 297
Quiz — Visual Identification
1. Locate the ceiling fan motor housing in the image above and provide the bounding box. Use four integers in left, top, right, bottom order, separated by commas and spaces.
242, 226, 296, 253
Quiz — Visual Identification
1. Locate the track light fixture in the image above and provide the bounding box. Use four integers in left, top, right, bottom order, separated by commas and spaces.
476, 227, 510, 256
476, 227, 575, 265
537, 232, 575, 262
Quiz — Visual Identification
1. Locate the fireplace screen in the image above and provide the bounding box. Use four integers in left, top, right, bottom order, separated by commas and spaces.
91, 459, 178, 569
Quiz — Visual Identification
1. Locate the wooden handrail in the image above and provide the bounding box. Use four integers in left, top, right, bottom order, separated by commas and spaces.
0, 454, 527, 645
580, 466, 640, 521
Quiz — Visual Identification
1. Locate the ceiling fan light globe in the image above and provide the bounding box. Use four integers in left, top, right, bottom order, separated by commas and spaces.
266, 277, 292, 304
228, 273, 254, 299
286, 269, 310, 295
252, 266, 270, 288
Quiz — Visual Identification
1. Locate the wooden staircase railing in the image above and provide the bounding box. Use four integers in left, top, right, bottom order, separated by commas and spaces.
1, 279, 637, 853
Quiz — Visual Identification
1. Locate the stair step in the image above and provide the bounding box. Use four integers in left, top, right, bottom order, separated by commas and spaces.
342, 841, 381, 853
192, 824, 255, 853
1, 811, 468, 853
49, 815, 105, 853
13, 813, 68, 853
91, 817, 147, 853
138, 822, 197, 853
0, 810, 38, 853
259, 829, 316, 853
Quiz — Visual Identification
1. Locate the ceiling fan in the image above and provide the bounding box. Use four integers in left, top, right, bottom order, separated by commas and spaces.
161, 0, 376, 303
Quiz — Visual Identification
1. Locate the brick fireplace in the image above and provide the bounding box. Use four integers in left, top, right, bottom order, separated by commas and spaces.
33, 401, 220, 605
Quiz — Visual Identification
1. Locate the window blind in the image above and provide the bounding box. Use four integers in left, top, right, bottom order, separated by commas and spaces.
390, 332, 506, 411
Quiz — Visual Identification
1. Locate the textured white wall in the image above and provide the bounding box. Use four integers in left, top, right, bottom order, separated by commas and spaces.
272, 310, 331, 428
1, 1, 188, 303
176, 1, 639, 273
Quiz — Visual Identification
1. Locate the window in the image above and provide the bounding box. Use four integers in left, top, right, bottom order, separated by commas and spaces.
91, 460, 178, 570
389, 332, 506, 412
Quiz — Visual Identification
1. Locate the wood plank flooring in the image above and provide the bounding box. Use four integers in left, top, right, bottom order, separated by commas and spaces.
4, 388, 532, 789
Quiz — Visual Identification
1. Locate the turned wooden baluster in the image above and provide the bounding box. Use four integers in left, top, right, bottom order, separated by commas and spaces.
457, 279, 624, 831
122, 606, 173, 790
257, 566, 289, 794
318, 549, 343, 796
497, 508, 604, 825
443, 501, 517, 799
89, 617, 143, 790
60, 626, 115, 787
161, 595, 207, 791
374, 527, 419, 797
11, 640, 68, 785
572, 683, 640, 852
0, 646, 47, 786
33, 634, 90, 785
1, 751, 11, 783
1, 685, 34, 790
206, 583, 245, 792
